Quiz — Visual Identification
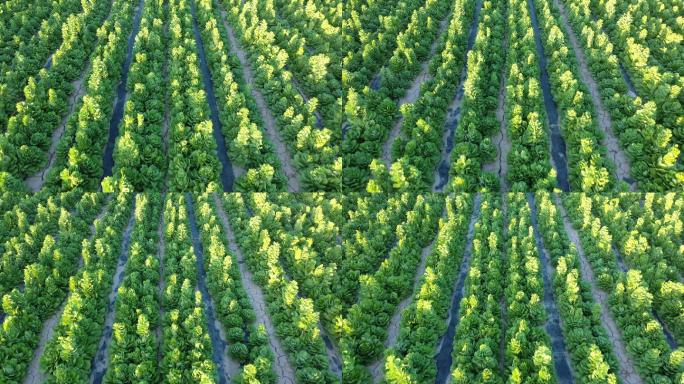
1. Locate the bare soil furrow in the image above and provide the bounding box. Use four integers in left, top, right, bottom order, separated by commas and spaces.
527, 193, 574, 384
101, 0, 145, 182
185, 194, 241, 383
25, 60, 90, 192
482, 18, 511, 194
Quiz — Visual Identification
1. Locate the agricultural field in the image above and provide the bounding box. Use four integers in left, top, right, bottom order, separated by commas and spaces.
0, 191, 683, 383
342, 0, 684, 192
0, 0, 342, 193
1, 0, 683, 194
1, 0, 684, 382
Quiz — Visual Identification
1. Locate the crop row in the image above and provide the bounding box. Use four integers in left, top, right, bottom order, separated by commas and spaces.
562, 193, 683, 382
0, 0, 113, 179
385, 194, 475, 382
224, 0, 341, 190
0, 193, 106, 383
0, 0, 84, 128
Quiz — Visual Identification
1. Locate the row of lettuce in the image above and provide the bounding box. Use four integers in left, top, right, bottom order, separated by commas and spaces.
0, 0, 342, 194
0, 191, 287, 383
1, 187, 683, 383
342, 0, 683, 192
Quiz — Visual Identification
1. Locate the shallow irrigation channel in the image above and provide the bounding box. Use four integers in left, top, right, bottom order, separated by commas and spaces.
432, 0, 484, 192
381, 8, 456, 170
212, 193, 297, 384
555, 195, 643, 384
341, 122, 349, 141
527, 0, 569, 192
189, 1, 235, 192
44, 55, 54, 71
185, 194, 241, 383
101, 0, 145, 182
552, 0, 636, 190
619, 63, 638, 98
322, 332, 343, 379
25, 0, 121, 192
218, 9, 302, 192
89, 202, 137, 384
23, 200, 112, 384
497, 197, 510, 377
527, 193, 574, 384
610, 242, 679, 350
23, 301, 64, 384
434, 193, 481, 384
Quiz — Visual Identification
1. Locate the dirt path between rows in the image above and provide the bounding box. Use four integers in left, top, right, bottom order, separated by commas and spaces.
23, 301, 65, 384
25, 61, 91, 192
89, 205, 137, 384
212, 194, 297, 384
497, 196, 509, 378
432, 77, 465, 192
368, 220, 441, 383
382, 13, 453, 170
432, 0, 484, 191
23, 199, 112, 384
219, 10, 301, 192
555, 195, 643, 384
321, 329, 343, 380
552, 0, 635, 191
